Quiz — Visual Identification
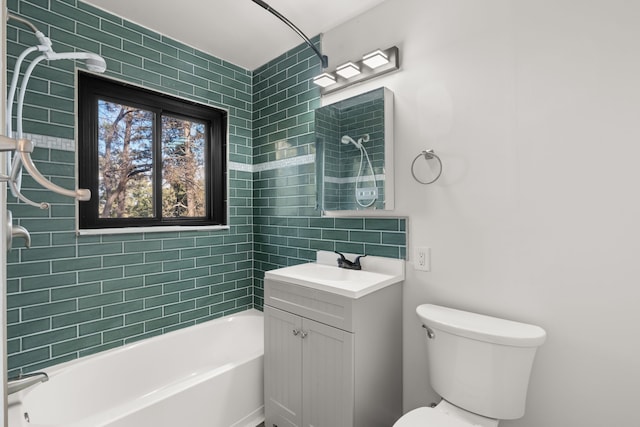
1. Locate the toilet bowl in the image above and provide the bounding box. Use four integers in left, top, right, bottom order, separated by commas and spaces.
394, 400, 498, 427
394, 304, 546, 427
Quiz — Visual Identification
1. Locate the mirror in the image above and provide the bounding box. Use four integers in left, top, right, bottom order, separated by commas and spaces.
316, 87, 394, 216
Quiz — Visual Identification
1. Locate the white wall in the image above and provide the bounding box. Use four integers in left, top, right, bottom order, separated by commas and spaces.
323, 1, 640, 425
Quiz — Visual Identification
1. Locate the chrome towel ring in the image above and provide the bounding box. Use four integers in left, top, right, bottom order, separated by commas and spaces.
411, 149, 443, 184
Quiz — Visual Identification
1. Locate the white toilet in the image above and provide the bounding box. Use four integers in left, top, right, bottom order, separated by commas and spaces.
394, 304, 546, 427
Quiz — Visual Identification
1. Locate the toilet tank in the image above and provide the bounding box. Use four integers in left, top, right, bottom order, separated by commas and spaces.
416, 304, 546, 420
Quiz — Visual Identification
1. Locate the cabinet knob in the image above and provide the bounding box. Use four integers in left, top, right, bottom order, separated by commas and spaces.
293, 329, 300, 336
300, 331, 308, 339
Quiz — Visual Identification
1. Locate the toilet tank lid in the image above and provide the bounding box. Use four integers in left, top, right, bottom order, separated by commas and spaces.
416, 304, 546, 347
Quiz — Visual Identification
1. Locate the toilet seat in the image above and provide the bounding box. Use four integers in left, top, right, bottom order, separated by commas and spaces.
393, 408, 477, 427
394, 407, 473, 427
393, 401, 499, 427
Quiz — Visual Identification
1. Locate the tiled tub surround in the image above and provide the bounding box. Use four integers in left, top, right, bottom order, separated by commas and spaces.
7, 145, 255, 375
6, 0, 255, 375
6, 0, 407, 375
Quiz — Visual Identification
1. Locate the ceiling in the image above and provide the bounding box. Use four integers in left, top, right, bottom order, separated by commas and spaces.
83, 0, 388, 70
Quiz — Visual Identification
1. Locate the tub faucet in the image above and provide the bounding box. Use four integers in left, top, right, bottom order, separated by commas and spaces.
11, 224, 31, 248
6, 210, 31, 250
334, 251, 366, 270
8, 372, 49, 395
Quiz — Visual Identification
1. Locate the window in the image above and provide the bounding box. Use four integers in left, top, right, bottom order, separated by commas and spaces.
78, 72, 227, 230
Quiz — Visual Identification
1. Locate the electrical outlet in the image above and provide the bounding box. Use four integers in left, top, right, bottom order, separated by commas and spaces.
415, 247, 430, 271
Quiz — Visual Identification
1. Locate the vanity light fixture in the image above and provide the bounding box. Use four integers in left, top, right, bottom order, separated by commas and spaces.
312, 46, 399, 95
362, 49, 389, 69
335, 61, 361, 79
313, 72, 337, 88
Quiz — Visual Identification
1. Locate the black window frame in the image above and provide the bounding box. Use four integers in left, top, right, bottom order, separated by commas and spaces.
78, 72, 227, 230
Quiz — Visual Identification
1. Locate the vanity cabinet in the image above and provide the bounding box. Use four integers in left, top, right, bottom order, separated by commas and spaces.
264, 305, 354, 427
264, 271, 402, 427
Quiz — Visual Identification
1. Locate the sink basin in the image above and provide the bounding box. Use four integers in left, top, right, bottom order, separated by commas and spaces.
264, 252, 405, 298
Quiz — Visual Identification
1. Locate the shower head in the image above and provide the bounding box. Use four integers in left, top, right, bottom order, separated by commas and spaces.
45, 51, 107, 73
15, 51, 107, 138
85, 56, 107, 73
341, 135, 362, 149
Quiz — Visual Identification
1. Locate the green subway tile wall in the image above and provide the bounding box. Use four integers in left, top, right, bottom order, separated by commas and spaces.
315, 104, 342, 210
6, 0, 406, 374
251, 41, 406, 307
6, 0, 253, 374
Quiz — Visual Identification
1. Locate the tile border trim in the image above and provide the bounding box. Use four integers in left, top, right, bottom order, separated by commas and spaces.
23, 133, 315, 173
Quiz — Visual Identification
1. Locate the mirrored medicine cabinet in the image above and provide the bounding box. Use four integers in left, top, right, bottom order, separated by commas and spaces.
316, 87, 394, 217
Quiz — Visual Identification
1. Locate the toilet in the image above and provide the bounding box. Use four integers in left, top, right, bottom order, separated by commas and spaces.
394, 304, 546, 427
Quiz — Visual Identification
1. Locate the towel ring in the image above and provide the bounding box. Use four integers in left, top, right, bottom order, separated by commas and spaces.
411, 149, 443, 185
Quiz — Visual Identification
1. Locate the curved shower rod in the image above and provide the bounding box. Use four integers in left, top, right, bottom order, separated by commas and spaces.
251, 0, 329, 69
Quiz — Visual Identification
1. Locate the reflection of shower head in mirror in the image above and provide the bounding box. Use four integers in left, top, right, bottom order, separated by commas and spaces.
340, 133, 377, 208
341, 135, 362, 149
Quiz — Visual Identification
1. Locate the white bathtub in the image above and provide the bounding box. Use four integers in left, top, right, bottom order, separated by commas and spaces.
8, 309, 264, 427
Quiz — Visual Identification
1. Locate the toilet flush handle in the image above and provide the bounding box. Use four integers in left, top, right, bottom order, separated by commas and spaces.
422, 324, 435, 339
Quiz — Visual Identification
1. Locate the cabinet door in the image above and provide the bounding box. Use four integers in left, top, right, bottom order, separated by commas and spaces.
302, 318, 354, 427
265, 306, 303, 427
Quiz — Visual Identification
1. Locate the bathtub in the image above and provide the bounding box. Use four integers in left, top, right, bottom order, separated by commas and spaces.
8, 309, 264, 427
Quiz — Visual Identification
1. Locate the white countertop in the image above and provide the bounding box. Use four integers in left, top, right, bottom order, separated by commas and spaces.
264, 251, 405, 299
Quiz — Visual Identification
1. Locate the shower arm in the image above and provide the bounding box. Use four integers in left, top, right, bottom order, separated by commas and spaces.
7, 13, 40, 34
7, 13, 51, 45
251, 0, 329, 69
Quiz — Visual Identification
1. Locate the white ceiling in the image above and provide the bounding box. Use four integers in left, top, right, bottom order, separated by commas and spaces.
83, 0, 387, 70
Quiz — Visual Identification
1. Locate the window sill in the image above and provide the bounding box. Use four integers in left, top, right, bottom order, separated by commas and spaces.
76, 224, 230, 236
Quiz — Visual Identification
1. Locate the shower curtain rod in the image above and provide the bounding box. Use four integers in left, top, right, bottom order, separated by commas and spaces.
251, 0, 329, 69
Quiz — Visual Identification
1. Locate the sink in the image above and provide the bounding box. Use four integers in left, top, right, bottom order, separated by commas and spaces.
264, 251, 405, 298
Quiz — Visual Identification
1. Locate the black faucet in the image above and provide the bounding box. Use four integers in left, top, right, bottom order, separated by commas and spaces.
335, 251, 367, 270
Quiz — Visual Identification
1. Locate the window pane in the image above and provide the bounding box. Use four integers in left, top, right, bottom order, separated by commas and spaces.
98, 100, 154, 218
161, 116, 207, 218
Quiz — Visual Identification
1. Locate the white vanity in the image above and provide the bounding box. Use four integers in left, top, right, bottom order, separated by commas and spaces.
263, 250, 405, 427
